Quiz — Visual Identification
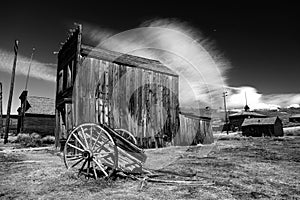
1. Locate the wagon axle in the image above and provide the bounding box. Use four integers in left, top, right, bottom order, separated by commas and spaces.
82, 150, 93, 160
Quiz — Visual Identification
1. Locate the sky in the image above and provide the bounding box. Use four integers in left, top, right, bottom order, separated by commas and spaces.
0, 1, 299, 114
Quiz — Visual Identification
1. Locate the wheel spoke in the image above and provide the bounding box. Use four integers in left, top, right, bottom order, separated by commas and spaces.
80, 126, 89, 148
90, 126, 93, 148
72, 133, 87, 150
92, 161, 98, 179
78, 159, 87, 176
92, 129, 102, 150
67, 156, 83, 161
66, 154, 82, 158
93, 158, 108, 176
94, 151, 111, 156
87, 159, 90, 179
94, 152, 113, 159
70, 158, 84, 168
94, 140, 110, 153
67, 143, 84, 152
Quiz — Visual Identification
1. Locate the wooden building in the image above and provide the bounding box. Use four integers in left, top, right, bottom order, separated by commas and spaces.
228, 106, 267, 132
176, 107, 213, 145
289, 114, 300, 123
241, 116, 283, 137
17, 92, 55, 136
1, 114, 18, 134
55, 24, 213, 148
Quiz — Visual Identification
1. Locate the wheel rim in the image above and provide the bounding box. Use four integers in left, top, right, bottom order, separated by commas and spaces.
63, 123, 118, 179
115, 129, 137, 145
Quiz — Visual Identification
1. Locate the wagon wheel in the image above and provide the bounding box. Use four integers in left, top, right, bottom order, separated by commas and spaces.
115, 128, 137, 145
63, 123, 118, 179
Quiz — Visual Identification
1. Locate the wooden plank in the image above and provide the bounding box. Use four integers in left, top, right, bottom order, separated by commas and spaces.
156, 73, 162, 145
104, 62, 110, 125
112, 63, 119, 128
120, 64, 128, 129
126, 66, 132, 134
134, 67, 139, 139
151, 73, 157, 142
144, 70, 150, 148
137, 69, 143, 146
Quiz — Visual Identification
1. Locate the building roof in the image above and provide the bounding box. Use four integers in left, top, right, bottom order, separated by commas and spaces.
58, 24, 178, 77
242, 117, 280, 126
81, 44, 178, 77
26, 96, 55, 115
290, 114, 300, 119
229, 111, 267, 118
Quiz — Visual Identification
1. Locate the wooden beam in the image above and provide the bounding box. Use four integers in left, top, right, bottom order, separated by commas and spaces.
4, 40, 19, 144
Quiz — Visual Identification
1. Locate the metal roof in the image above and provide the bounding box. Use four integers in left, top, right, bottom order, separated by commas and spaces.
242, 117, 280, 126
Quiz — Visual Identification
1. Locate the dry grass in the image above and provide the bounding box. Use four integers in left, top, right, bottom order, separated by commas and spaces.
284, 126, 300, 136
0, 137, 299, 199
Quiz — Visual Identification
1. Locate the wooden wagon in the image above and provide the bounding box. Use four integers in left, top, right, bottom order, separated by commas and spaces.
64, 122, 147, 178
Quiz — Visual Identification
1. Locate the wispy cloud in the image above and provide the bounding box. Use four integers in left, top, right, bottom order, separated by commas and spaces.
82, 20, 300, 111
0, 48, 56, 82
84, 19, 231, 109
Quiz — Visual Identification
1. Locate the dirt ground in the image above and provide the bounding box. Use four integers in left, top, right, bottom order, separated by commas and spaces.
0, 136, 299, 200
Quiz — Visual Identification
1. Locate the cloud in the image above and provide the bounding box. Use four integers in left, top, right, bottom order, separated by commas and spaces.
287, 104, 300, 108
0, 48, 56, 82
227, 86, 300, 110
83, 19, 231, 109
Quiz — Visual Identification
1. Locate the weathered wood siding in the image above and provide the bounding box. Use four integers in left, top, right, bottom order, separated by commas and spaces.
174, 114, 213, 145
1, 116, 18, 134
73, 57, 179, 148
23, 115, 55, 136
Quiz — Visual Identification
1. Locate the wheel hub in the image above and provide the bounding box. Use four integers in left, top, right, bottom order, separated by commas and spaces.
82, 150, 93, 160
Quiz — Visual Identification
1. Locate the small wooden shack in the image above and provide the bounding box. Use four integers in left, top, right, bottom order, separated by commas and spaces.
55, 24, 213, 148
17, 92, 55, 136
289, 114, 300, 123
241, 116, 283, 137
176, 107, 213, 145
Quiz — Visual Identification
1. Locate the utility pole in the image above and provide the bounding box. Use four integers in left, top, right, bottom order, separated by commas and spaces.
4, 40, 19, 144
0, 82, 3, 138
20, 48, 35, 132
223, 91, 229, 135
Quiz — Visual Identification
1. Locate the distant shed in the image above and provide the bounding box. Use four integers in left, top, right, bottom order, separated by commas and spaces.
17, 92, 55, 136
289, 114, 300, 123
241, 116, 283, 137
176, 108, 213, 146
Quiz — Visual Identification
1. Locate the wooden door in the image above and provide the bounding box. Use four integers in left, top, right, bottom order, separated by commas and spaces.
96, 71, 109, 125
